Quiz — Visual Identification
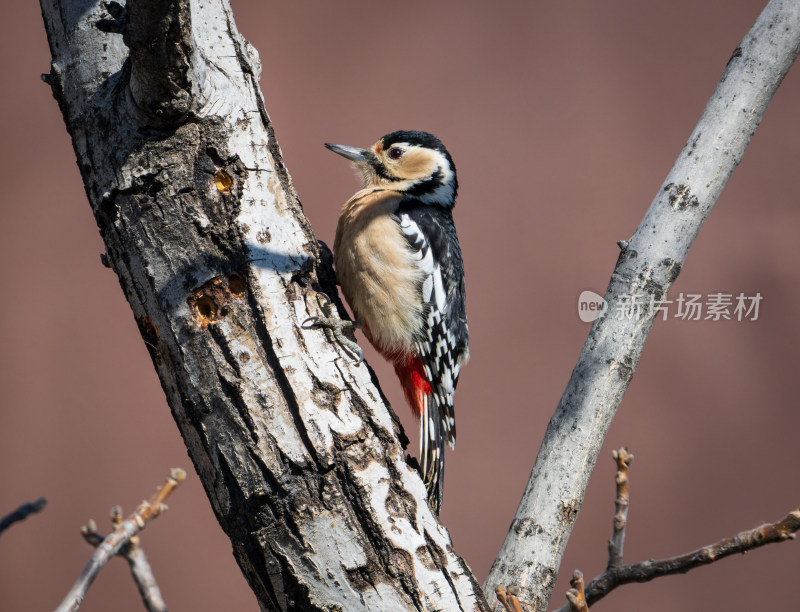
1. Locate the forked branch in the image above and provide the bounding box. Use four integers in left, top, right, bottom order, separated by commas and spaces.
486, 3, 800, 608
55, 469, 186, 612
554, 450, 800, 611
581, 509, 800, 607
82, 506, 168, 612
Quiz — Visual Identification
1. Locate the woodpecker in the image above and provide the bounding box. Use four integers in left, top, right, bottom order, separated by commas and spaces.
325, 130, 469, 512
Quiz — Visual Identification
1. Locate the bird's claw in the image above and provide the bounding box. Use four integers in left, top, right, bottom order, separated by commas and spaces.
302, 293, 364, 364
340, 338, 365, 365
301, 315, 323, 329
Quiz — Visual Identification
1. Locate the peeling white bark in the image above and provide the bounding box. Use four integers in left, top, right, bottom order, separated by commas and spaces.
40, 0, 487, 610
485, 2, 800, 609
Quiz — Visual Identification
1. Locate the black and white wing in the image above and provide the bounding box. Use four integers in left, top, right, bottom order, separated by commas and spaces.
397, 201, 469, 510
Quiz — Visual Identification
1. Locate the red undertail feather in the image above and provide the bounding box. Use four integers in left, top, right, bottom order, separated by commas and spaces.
391, 354, 431, 420
388, 350, 444, 513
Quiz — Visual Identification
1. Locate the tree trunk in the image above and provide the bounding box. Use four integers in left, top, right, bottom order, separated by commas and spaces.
39, 0, 488, 610
41, 0, 800, 610
484, 1, 800, 609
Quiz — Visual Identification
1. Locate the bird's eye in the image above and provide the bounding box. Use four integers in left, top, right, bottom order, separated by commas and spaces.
388, 147, 403, 160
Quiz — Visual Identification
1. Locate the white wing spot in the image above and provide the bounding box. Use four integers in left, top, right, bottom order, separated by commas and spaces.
433, 264, 445, 310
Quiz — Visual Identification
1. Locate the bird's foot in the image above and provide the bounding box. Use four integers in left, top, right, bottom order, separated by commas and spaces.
302, 293, 364, 364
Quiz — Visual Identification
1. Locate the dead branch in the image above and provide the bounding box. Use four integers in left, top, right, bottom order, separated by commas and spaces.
0, 498, 46, 536
581, 509, 800, 606
81, 505, 167, 612
55, 469, 186, 612
554, 451, 799, 611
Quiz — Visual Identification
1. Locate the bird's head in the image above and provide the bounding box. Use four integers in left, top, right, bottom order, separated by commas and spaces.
325, 130, 458, 207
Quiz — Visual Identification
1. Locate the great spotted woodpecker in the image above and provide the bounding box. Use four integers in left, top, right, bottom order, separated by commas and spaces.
325, 130, 469, 512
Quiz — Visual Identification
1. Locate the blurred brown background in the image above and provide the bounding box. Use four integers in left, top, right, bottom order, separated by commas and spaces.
2, 1, 799, 610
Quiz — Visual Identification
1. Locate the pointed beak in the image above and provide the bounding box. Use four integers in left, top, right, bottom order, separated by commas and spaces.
324, 143, 370, 162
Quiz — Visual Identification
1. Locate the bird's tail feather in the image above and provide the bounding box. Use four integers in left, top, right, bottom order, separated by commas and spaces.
391, 354, 446, 513
420, 394, 446, 513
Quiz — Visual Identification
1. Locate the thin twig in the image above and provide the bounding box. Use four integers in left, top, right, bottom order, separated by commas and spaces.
607, 448, 633, 569
82, 508, 168, 612
55, 469, 186, 612
0, 498, 46, 536
565, 571, 589, 612
581, 509, 800, 607
554, 449, 800, 612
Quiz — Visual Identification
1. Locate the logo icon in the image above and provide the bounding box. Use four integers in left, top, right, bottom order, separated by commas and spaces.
578, 290, 607, 322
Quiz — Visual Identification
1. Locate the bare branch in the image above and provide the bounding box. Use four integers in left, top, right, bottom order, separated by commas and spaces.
486, 3, 800, 608
559, 510, 800, 612
82, 508, 168, 612
554, 450, 800, 612
123, 543, 168, 612
0, 498, 46, 536
581, 509, 800, 608
55, 469, 186, 612
608, 448, 633, 569
553, 448, 637, 612
565, 571, 589, 612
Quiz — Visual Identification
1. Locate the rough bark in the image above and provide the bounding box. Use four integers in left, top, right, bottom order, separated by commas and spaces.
40, 1, 487, 610
485, 1, 800, 609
